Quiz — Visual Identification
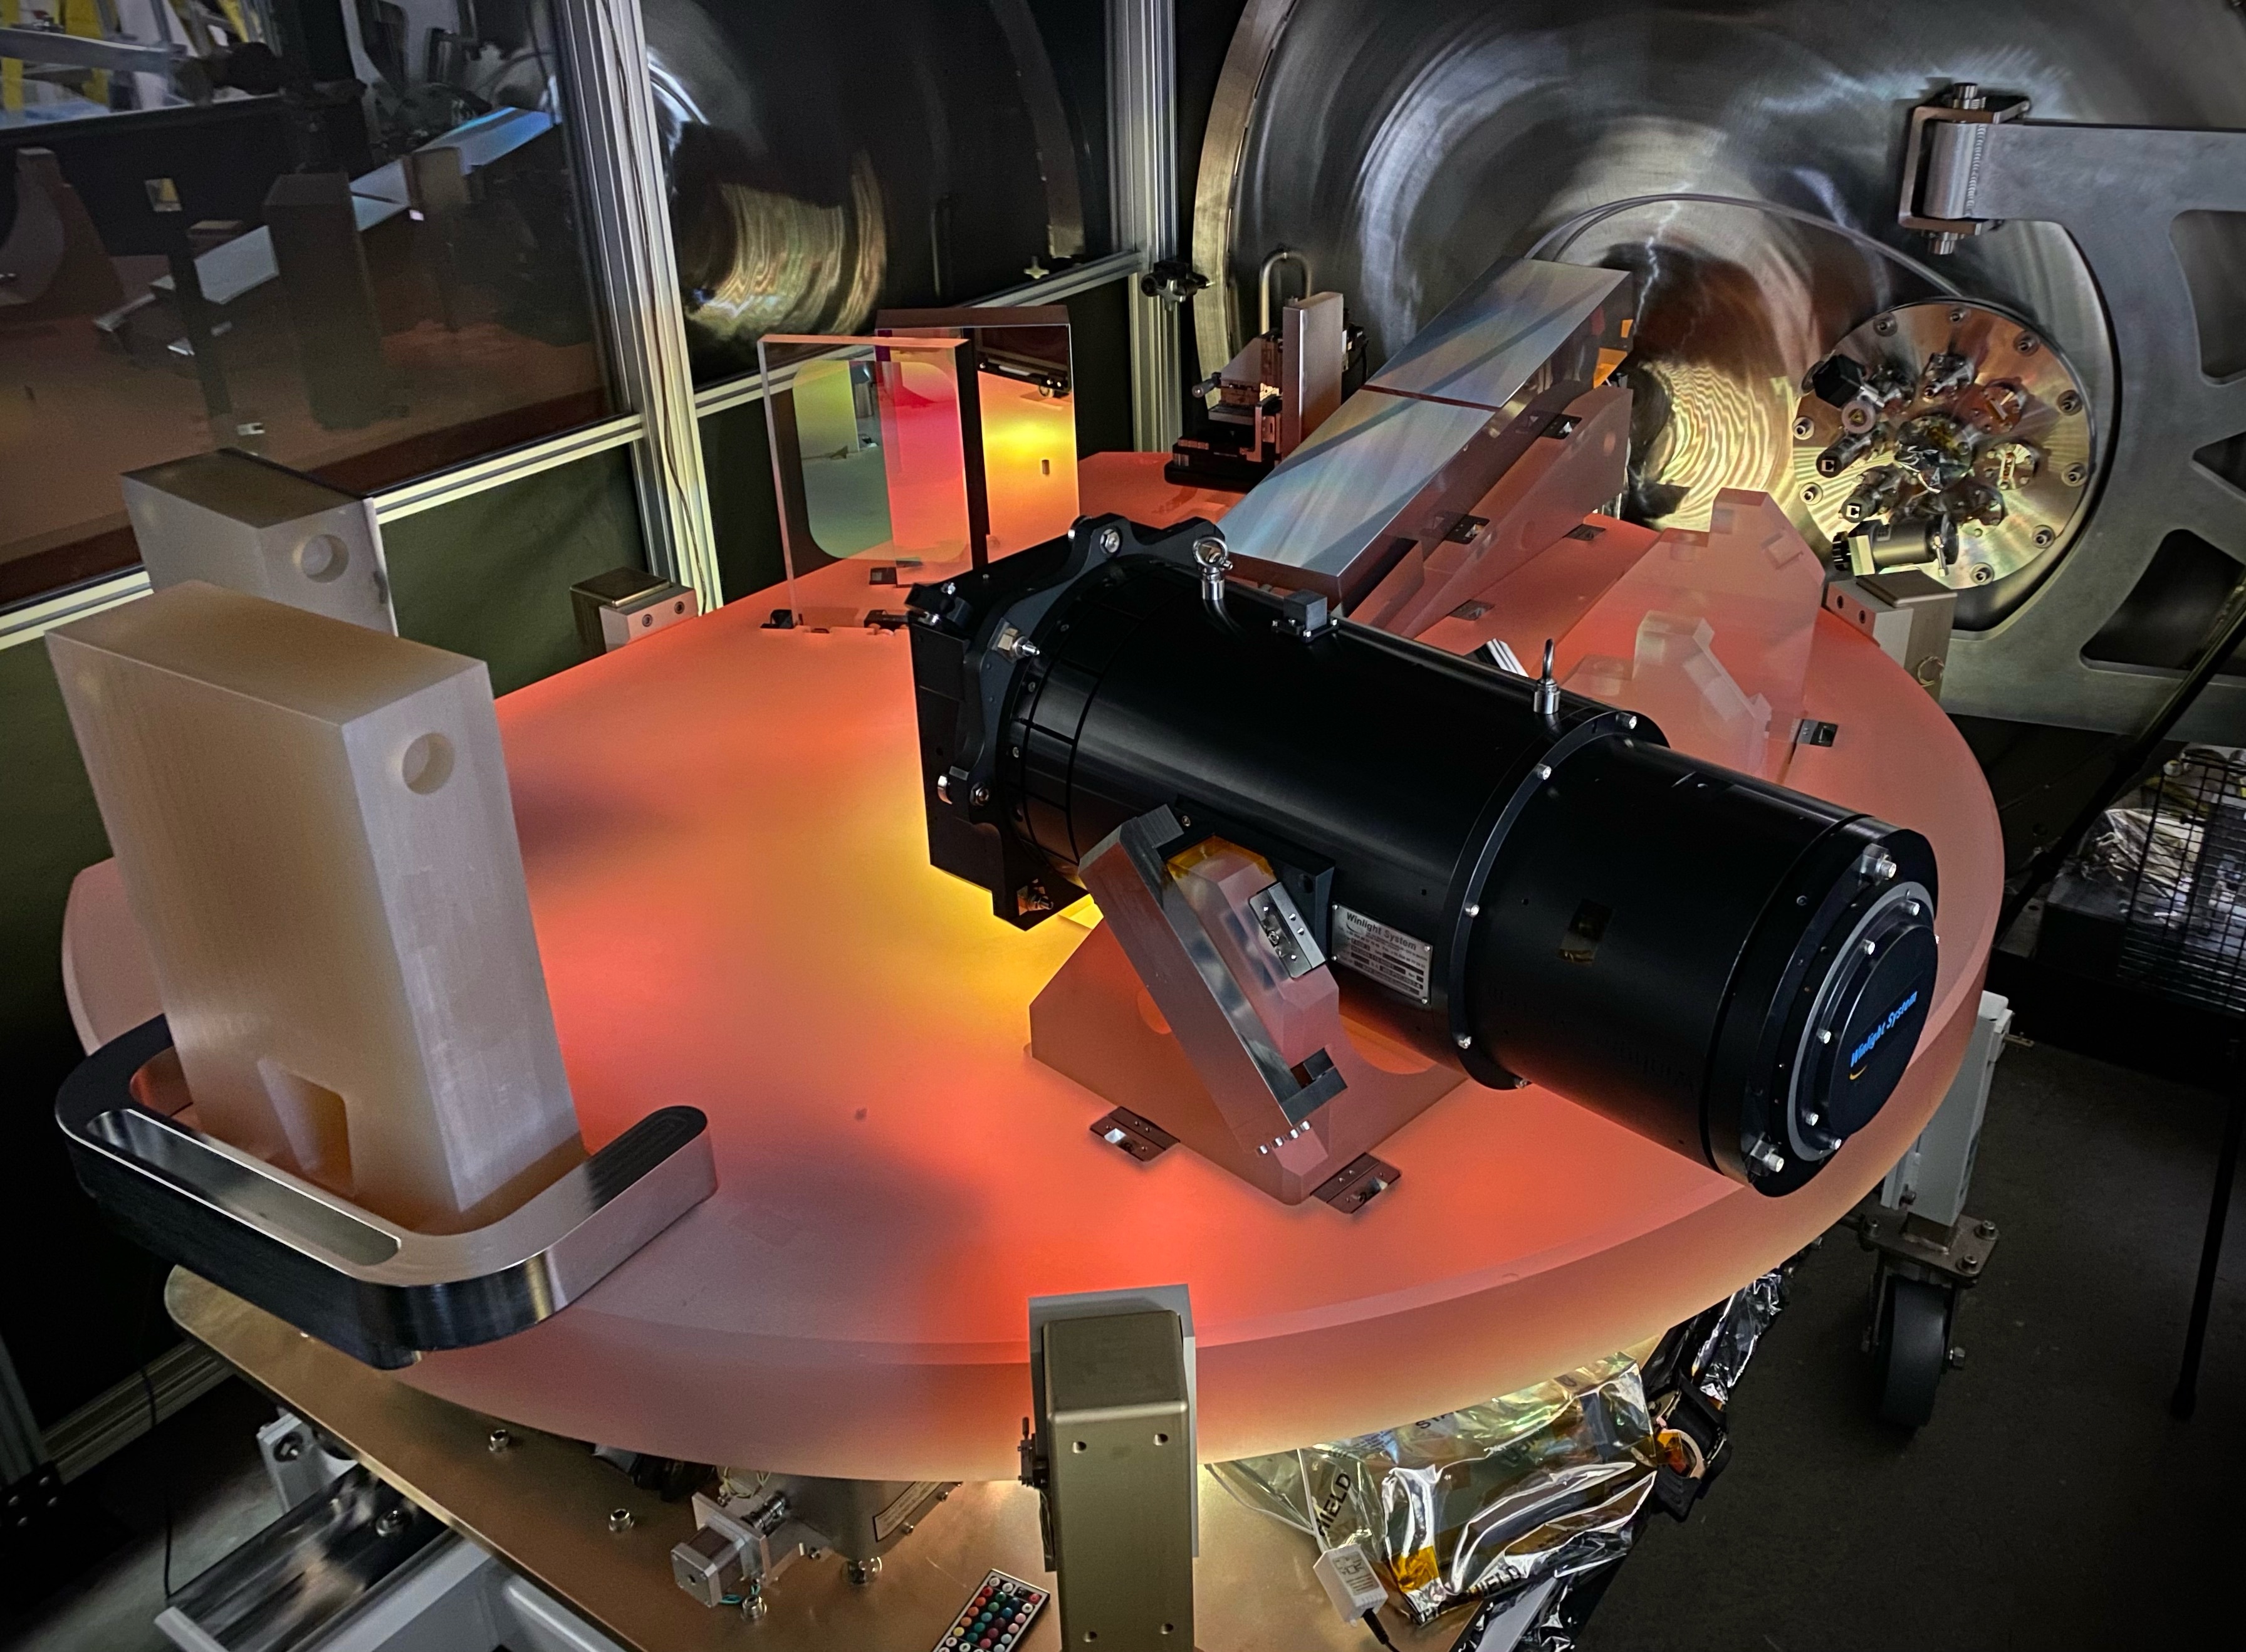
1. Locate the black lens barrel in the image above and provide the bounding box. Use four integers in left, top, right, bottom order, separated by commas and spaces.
912, 521, 1940, 1193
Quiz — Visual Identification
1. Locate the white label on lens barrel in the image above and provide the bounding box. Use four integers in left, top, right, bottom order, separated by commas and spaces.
1332, 906, 1433, 1003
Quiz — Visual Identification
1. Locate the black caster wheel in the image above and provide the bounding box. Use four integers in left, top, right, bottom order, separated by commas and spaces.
1873, 1273, 1950, 1428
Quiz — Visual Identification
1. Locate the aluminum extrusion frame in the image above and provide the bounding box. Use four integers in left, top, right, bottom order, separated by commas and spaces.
552, 0, 724, 607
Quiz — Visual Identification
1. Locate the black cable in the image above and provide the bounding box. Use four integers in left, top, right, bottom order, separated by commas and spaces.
135, 1362, 177, 1601
1361, 1608, 1396, 1649
131, 1259, 177, 1601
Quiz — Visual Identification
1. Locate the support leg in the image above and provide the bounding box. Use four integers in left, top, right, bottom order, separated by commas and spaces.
2172, 1082, 2245, 1421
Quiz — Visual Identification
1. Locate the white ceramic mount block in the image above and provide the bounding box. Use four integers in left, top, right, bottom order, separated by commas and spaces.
49, 582, 582, 1233
123, 449, 395, 634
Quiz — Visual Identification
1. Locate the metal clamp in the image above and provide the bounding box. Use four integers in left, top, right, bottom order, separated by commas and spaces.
1897, 83, 2032, 251
56, 1017, 716, 1369
1079, 807, 1348, 1133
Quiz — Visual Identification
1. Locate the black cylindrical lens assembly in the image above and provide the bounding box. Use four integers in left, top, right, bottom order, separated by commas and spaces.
908, 518, 1940, 1195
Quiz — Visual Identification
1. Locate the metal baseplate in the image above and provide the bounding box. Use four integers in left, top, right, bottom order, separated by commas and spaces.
1849, 1200, 1999, 1287
1089, 1107, 1178, 1162
1309, 1153, 1401, 1214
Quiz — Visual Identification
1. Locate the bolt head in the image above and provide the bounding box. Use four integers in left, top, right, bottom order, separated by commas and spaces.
1455, 1033, 1472, 1050
1874, 315, 1896, 336
273, 1435, 305, 1462
970, 783, 990, 807
2033, 525, 2055, 548
1949, 307, 1970, 325
1970, 562, 1994, 583
1533, 763, 1553, 780
2057, 390, 2082, 414
1794, 416, 1815, 440
1947, 1346, 1967, 1369
1803, 483, 1822, 501
1622, 713, 1638, 729
1095, 527, 1121, 555
2015, 332, 2040, 353
375, 1508, 409, 1537
1977, 1219, 1998, 1238
486, 1428, 511, 1453
2063, 463, 2087, 486
609, 1508, 635, 1534
1960, 1253, 1982, 1273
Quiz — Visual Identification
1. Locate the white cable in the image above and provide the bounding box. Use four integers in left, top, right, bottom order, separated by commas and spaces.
1525, 192, 1966, 297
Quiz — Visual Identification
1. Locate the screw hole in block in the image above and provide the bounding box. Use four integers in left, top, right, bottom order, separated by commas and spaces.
295, 534, 349, 582
400, 733, 454, 795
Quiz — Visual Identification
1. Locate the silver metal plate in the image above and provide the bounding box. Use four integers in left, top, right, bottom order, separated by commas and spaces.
58, 1017, 716, 1369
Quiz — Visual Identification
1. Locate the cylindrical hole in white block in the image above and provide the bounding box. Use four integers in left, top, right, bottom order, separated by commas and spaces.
400, 733, 454, 795
296, 534, 350, 582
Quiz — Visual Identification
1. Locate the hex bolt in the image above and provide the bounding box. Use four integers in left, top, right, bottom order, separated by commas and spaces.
609, 1508, 635, 1534
1454, 1033, 1473, 1050
2015, 332, 2040, 354
970, 783, 991, 807
1095, 526, 1122, 556
272, 1435, 305, 1463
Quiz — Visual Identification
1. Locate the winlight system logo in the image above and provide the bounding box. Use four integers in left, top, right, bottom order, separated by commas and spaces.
1847, 989, 1921, 1080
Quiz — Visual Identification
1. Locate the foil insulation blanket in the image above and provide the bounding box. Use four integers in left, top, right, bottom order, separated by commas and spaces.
1211, 1272, 1789, 1631
1211, 1354, 1655, 1625
1685, 1267, 1786, 1409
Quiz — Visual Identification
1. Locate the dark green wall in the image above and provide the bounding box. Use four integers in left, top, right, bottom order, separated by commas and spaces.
703, 399, 788, 605
0, 446, 644, 1430
385, 445, 646, 696
0, 639, 157, 1424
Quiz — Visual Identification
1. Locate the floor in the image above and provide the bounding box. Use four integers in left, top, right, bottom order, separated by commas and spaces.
0, 1379, 280, 1652
2, 1038, 2238, 1651
1586, 1037, 2245, 1652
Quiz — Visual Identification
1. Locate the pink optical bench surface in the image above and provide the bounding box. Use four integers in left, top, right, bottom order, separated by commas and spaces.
83, 454, 1998, 1483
